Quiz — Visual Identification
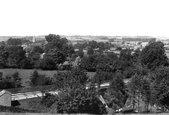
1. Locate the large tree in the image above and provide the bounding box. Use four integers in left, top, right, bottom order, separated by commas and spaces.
42, 67, 106, 114
45, 34, 68, 52
5, 46, 26, 68
105, 72, 127, 111
44, 34, 73, 69
0, 46, 8, 68
7, 38, 22, 46
140, 41, 168, 70
151, 66, 169, 110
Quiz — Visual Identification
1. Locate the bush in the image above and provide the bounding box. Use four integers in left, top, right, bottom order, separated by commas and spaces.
29, 70, 54, 86
41, 93, 58, 107
0, 71, 22, 89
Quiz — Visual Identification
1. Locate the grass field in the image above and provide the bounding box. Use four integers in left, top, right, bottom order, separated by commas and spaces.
0, 69, 96, 87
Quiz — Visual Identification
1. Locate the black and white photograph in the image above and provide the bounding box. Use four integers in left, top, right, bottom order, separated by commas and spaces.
0, 0, 169, 114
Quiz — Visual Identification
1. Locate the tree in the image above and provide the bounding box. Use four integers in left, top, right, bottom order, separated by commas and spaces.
40, 55, 56, 70
151, 66, 169, 110
80, 55, 97, 71
11, 71, 22, 88
87, 48, 94, 55
7, 38, 22, 46
76, 50, 84, 58
41, 74, 107, 114
29, 70, 53, 86
105, 71, 127, 111
32, 46, 44, 54
62, 44, 75, 57
127, 69, 151, 112
47, 48, 66, 65
20, 57, 33, 69
89, 40, 97, 49
45, 34, 68, 52
127, 73, 142, 112
116, 47, 122, 51
106, 52, 118, 63
119, 49, 133, 62
0, 46, 8, 68
132, 49, 141, 63
0, 71, 22, 89
140, 41, 168, 70
55, 84, 107, 114
5, 46, 26, 68
53, 67, 88, 89
93, 71, 113, 90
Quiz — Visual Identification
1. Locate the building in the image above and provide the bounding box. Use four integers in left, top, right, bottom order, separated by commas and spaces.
0, 90, 12, 106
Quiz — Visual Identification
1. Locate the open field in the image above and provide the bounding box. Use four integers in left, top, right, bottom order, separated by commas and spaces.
0, 69, 96, 87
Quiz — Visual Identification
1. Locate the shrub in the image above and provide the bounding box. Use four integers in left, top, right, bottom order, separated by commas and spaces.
0, 71, 22, 89
29, 70, 53, 86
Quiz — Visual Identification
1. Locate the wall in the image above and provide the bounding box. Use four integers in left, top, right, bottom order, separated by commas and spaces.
0, 90, 11, 106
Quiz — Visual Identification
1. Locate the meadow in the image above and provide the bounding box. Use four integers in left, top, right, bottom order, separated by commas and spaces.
0, 69, 96, 87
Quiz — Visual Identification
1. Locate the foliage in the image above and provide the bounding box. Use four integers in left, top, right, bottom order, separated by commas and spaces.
89, 40, 98, 49
0, 71, 22, 89
29, 70, 53, 86
32, 46, 44, 54
53, 67, 88, 89
7, 38, 22, 46
45, 34, 68, 52
76, 50, 84, 58
44, 34, 72, 68
41, 67, 106, 114
40, 55, 56, 70
62, 44, 75, 57
5, 46, 26, 68
151, 66, 169, 109
47, 48, 66, 65
106, 52, 118, 62
127, 67, 151, 112
0, 46, 8, 68
93, 71, 113, 89
116, 47, 122, 51
87, 47, 94, 55
119, 49, 133, 62
105, 72, 127, 110
41, 93, 58, 107
20, 57, 33, 69
80, 55, 97, 71
140, 41, 168, 70
56, 85, 107, 114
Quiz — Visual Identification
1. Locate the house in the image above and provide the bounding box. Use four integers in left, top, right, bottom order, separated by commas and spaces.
0, 90, 12, 106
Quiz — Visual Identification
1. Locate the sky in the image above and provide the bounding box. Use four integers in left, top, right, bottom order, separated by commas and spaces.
0, 0, 169, 37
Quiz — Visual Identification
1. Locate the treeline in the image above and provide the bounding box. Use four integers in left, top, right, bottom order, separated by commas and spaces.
0, 34, 74, 69
0, 34, 113, 70
74, 40, 112, 51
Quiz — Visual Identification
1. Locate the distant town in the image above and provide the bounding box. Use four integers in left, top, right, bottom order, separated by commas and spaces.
1, 35, 169, 58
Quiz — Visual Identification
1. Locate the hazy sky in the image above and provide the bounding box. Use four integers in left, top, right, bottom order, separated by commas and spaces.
0, 0, 169, 37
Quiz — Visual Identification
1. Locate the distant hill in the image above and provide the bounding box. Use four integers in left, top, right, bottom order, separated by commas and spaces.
0, 36, 46, 42
1, 35, 169, 42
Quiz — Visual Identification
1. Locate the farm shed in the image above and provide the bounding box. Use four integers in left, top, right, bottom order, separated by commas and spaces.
0, 90, 12, 106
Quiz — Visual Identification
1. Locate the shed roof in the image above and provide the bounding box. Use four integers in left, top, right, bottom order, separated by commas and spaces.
0, 90, 11, 96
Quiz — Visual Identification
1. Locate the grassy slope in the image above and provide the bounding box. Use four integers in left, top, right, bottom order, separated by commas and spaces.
0, 69, 96, 87
0, 105, 37, 113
